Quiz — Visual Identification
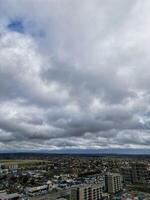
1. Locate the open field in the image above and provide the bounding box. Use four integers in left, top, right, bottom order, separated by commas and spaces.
0, 160, 50, 168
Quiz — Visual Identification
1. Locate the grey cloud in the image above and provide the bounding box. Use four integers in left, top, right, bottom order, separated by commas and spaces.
0, 0, 150, 150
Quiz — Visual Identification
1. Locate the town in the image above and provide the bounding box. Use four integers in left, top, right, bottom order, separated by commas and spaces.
0, 153, 150, 200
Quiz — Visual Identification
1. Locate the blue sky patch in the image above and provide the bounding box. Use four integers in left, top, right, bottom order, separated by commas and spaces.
7, 20, 24, 33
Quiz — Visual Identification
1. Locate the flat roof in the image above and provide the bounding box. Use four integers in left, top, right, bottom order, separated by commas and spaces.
0, 193, 20, 199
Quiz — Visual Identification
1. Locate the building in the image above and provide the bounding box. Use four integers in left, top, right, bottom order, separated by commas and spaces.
121, 162, 150, 185
70, 184, 104, 200
25, 185, 48, 196
105, 173, 122, 194
0, 193, 20, 200
131, 163, 150, 184
121, 166, 133, 184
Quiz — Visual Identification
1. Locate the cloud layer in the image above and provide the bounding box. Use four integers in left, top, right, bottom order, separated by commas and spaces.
0, 0, 150, 151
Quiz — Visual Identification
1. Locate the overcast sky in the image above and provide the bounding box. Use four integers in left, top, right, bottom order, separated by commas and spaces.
0, 0, 150, 152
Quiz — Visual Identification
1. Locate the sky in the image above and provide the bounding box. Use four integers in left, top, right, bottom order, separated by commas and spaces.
0, 0, 150, 152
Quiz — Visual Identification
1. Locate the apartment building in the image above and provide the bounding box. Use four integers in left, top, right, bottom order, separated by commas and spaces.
131, 163, 150, 184
70, 184, 104, 200
121, 162, 150, 184
105, 173, 122, 194
121, 166, 133, 184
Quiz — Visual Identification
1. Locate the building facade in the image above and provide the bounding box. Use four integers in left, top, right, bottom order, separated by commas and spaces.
70, 184, 103, 200
121, 162, 150, 185
105, 173, 122, 194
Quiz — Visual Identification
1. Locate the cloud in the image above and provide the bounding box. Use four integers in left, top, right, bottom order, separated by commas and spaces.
0, 0, 150, 151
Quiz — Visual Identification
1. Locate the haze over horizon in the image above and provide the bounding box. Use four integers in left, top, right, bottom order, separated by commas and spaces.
0, 0, 150, 153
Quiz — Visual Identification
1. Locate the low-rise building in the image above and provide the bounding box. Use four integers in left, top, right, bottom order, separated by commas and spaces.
0, 193, 20, 200
25, 185, 48, 196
